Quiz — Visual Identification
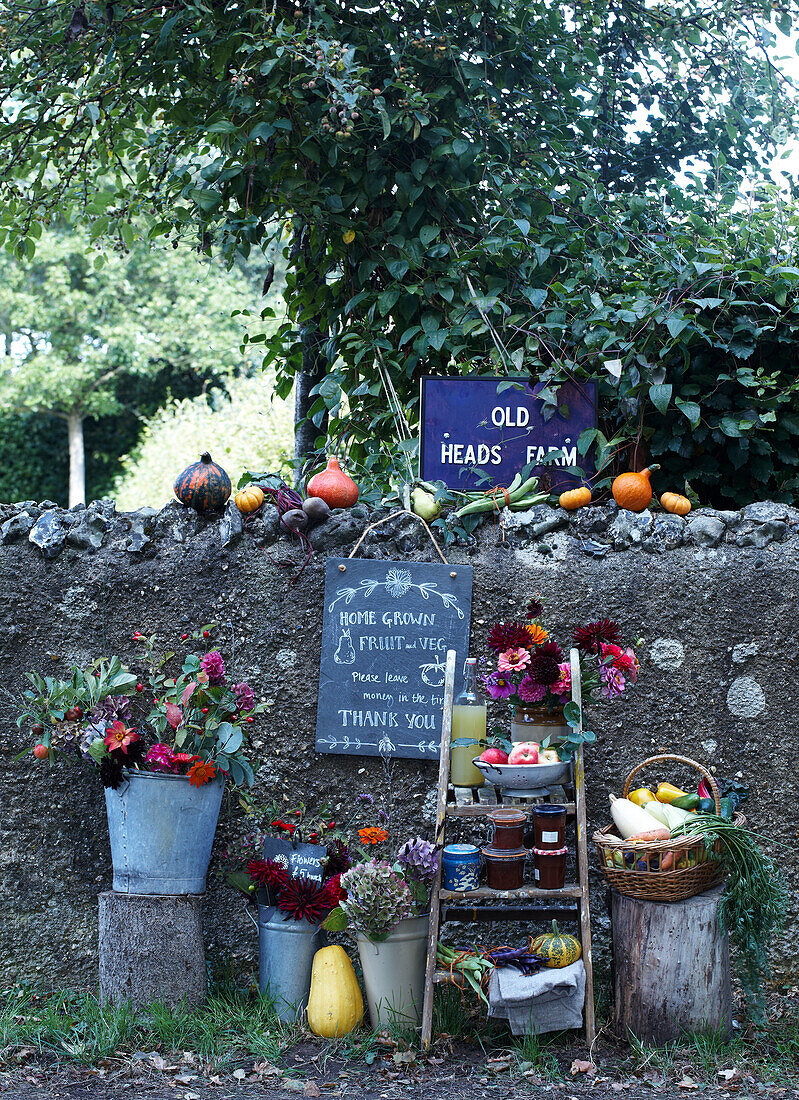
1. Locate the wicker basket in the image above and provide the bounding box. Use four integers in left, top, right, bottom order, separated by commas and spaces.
594, 754, 746, 902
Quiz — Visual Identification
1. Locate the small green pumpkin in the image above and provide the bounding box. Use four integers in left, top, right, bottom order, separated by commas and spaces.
530, 920, 582, 968
174, 452, 231, 513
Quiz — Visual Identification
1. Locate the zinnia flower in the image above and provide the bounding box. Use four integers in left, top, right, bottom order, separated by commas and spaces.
601, 643, 639, 683
600, 665, 626, 699
358, 827, 389, 845
550, 663, 572, 696
524, 624, 549, 645
482, 672, 514, 700
498, 647, 531, 673
277, 877, 333, 923
200, 650, 226, 685
573, 618, 621, 654
187, 759, 216, 787
103, 721, 139, 754
145, 743, 179, 772
525, 597, 544, 620
517, 676, 547, 703
232, 682, 255, 713
487, 622, 533, 653
527, 641, 564, 686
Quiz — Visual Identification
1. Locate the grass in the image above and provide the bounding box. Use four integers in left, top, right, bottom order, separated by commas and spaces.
0, 985, 294, 1070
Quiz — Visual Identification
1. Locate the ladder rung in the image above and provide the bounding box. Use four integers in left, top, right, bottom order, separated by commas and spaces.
446, 801, 576, 818
439, 884, 583, 901
432, 968, 467, 986
441, 902, 578, 921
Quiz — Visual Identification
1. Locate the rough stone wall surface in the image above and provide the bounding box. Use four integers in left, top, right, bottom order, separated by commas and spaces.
0, 495, 796, 989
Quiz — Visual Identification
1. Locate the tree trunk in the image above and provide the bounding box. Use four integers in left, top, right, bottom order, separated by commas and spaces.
67, 412, 85, 507
98, 892, 207, 1008
611, 885, 732, 1043
290, 220, 328, 483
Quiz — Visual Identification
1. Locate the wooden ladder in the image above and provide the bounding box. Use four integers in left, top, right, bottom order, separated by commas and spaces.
421, 648, 596, 1049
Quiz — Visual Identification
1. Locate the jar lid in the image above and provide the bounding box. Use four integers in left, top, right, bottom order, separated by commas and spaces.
532, 846, 568, 857
531, 804, 567, 817
482, 845, 528, 860
489, 808, 527, 826
443, 843, 481, 857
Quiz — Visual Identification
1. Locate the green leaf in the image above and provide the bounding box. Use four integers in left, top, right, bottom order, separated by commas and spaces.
321, 906, 348, 932
649, 383, 672, 415
386, 259, 409, 279
419, 225, 439, 247
563, 701, 581, 728
676, 399, 701, 426
666, 315, 689, 339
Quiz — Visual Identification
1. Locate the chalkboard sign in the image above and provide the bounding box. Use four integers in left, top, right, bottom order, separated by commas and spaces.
262, 837, 326, 884
316, 557, 473, 759
420, 376, 597, 493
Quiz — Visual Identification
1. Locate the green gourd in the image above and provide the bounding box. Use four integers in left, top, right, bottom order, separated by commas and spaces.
530, 921, 582, 968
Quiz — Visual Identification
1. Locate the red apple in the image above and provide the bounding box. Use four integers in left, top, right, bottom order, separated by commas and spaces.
479, 746, 508, 766
508, 741, 539, 765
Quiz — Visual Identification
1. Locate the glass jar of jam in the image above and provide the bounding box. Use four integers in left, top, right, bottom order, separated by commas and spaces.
489, 808, 527, 850
531, 804, 567, 850
532, 846, 567, 890
482, 845, 527, 890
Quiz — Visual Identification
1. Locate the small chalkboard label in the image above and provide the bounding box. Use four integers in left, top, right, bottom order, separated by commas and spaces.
262, 837, 326, 884
316, 556, 473, 759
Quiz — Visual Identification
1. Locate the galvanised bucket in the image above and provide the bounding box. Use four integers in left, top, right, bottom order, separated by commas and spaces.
257, 904, 324, 1022
104, 771, 225, 894
356, 914, 428, 1029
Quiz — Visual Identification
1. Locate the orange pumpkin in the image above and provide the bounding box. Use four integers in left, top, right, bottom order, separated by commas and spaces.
235, 485, 265, 514
660, 491, 691, 516
306, 457, 359, 509
611, 465, 659, 512
559, 486, 592, 511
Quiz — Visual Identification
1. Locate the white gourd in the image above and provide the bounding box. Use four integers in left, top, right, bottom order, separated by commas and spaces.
609, 795, 659, 839
644, 801, 694, 830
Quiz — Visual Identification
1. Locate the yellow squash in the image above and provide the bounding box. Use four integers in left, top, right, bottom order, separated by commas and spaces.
306, 946, 364, 1038
628, 787, 656, 808
530, 921, 582, 968
655, 782, 688, 804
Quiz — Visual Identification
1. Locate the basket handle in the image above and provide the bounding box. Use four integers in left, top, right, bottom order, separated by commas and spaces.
622, 754, 721, 815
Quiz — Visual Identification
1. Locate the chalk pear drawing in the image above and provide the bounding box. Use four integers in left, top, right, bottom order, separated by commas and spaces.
378, 733, 396, 756
334, 628, 356, 665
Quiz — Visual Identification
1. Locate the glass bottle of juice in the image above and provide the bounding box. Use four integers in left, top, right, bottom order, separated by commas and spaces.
450, 657, 487, 787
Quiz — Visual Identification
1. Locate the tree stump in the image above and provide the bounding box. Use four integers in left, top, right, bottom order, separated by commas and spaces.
98, 892, 207, 1008
612, 885, 732, 1043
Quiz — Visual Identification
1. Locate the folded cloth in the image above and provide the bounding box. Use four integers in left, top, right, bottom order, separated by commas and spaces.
488, 959, 586, 1035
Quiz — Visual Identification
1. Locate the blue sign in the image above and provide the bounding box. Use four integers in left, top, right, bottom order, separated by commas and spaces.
420, 376, 597, 492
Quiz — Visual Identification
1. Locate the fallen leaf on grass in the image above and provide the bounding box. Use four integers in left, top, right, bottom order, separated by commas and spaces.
677, 1077, 699, 1090
571, 1059, 596, 1076
304, 1083, 321, 1097
281, 1080, 307, 1093
253, 1062, 282, 1077
718, 1069, 742, 1085
232, 1069, 247, 1080
487, 1057, 512, 1074
392, 1051, 416, 1065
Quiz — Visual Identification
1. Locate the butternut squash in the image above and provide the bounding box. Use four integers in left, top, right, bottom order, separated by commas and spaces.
306, 946, 364, 1038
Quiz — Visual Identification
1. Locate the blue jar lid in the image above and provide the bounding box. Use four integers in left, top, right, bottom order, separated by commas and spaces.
443, 843, 481, 861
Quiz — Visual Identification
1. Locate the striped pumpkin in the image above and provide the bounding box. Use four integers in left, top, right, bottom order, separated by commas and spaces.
174, 452, 231, 512
530, 921, 582, 968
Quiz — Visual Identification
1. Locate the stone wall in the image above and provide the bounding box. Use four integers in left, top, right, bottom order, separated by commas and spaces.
1, 494, 797, 991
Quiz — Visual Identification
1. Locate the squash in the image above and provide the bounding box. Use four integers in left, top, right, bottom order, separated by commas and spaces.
530, 921, 582, 968
306, 457, 359, 509
559, 486, 592, 511
611, 465, 659, 512
660, 491, 691, 516
306, 946, 364, 1038
174, 452, 232, 513
234, 485, 265, 515
609, 794, 659, 839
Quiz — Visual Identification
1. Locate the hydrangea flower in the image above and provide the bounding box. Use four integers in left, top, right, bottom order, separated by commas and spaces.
200, 650, 226, 685
232, 681, 255, 712
397, 837, 437, 881
340, 862, 413, 941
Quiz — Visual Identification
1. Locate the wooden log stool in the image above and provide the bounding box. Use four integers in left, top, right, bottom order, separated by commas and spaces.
98, 892, 207, 1008
611, 885, 732, 1043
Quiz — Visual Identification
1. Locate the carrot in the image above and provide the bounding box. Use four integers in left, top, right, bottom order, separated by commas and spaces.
624, 828, 670, 843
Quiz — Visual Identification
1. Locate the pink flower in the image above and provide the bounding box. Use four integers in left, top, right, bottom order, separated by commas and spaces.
483, 673, 514, 700
517, 676, 547, 703
550, 663, 572, 696
601, 643, 639, 684
200, 651, 226, 686
600, 665, 626, 699
498, 647, 531, 673
233, 682, 255, 712
145, 743, 179, 772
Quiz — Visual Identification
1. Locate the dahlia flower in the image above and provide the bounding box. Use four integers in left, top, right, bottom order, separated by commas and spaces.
487, 622, 533, 654
550, 663, 572, 696
145, 743, 179, 772
517, 676, 547, 703
232, 681, 255, 713
573, 618, 621, 654
200, 650, 226, 685
527, 641, 564, 686
600, 665, 626, 699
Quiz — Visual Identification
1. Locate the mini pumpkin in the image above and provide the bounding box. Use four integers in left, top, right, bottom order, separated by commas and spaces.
530, 920, 582, 969
235, 485, 265, 515
660, 491, 691, 516
611, 465, 659, 512
306, 946, 364, 1038
174, 452, 232, 513
559, 486, 592, 511
306, 456, 359, 509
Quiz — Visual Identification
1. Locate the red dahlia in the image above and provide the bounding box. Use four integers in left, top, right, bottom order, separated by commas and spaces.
527, 641, 564, 685
525, 597, 544, 620
247, 858, 290, 890
318, 873, 344, 909
573, 618, 621, 654
487, 622, 533, 653
277, 877, 331, 924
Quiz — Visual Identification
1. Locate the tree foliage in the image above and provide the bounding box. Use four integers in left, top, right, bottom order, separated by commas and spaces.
2, 0, 799, 503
